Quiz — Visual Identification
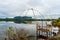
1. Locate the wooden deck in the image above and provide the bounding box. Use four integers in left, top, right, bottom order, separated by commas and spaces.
36, 24, 56, 40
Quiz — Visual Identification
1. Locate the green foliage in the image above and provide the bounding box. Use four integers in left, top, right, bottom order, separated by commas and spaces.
54, 37, 60, 40
56, 18, 60, 22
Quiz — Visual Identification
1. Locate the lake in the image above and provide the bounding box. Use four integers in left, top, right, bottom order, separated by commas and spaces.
0, 21, 36, 40
0, 21, 59, 40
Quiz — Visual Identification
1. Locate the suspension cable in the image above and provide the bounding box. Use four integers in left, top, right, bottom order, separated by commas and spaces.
31, 8, 37, 18
24, 9, 30, 16
34, 9, 45, 19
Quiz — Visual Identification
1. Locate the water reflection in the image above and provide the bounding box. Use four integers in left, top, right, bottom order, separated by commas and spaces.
0, 21, 36, 40
0, 21, 59, 40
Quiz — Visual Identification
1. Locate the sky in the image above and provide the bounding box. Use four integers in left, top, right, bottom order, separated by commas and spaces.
0, 0, 60, 19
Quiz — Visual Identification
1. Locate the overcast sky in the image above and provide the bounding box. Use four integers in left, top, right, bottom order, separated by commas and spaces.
0, 0, 60, 18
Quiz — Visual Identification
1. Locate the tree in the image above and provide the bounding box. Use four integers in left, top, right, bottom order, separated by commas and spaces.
52, 18, 60, 33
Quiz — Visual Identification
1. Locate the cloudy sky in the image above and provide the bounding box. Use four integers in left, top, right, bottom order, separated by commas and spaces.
0, 0, 60, 18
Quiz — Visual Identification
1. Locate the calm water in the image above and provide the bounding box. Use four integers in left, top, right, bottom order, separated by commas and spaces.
0, 21, 37, 40
0, 21, 58, 40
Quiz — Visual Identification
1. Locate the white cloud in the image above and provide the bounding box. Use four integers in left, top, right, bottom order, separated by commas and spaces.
0, 0, 30, 17
0, 0, 60, 18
